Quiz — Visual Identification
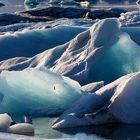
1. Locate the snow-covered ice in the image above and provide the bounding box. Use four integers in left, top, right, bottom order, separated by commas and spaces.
8, 123, 34, 136
0, 25, 86, 61
52, 73, 134, 128
1, 18, 140, 85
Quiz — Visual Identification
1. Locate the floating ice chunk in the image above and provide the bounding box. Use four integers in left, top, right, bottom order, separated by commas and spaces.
52, 73, 134, 128
0, 114, 13, 131
1, 19, 140, 85
79, 1, 90, 8
0, 68, 82, 117
0, 25, 86, 61
8, 123, 34, 136
119, 11, 140, 26
102, 71, 140, 124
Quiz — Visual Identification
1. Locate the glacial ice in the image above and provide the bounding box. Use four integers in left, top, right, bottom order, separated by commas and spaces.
1, 18, 140, 85
0, 25, 86, 60
8, 123, 34, 136
52, 73, 134, 128
0, 18, 94, 33
24, 0, 38, 5
0, 68, 82, 117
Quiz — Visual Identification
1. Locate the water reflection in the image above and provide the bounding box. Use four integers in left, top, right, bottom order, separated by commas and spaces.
59, 124, 140, 140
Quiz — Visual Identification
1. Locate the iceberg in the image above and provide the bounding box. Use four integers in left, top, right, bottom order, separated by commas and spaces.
91, 71, 140, 124
52, 72, 140, 128
0, 68, 82, 117
52, 73, 134, 128
8, 123, 34, 136
1, 18, 140, 85
0, 25, 86, 60
0, 18, 93, 33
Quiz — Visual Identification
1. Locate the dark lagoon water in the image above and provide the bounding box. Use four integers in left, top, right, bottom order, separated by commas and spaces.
0, 0, 139, 13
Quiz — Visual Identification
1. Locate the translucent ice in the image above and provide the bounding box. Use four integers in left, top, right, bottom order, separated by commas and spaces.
0, 68, 82, 117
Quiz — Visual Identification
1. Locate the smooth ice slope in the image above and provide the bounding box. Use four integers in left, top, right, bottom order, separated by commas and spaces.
0, 19, 93, 33
120, 11, 140, 26
81, 81, 104, 93
0, 25, 86, 60
0, 68, 82, 117
1, 19, 140, 85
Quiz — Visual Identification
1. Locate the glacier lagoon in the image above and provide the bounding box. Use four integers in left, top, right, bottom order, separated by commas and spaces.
1, 1, 140, 140
0, 17, 140, 140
